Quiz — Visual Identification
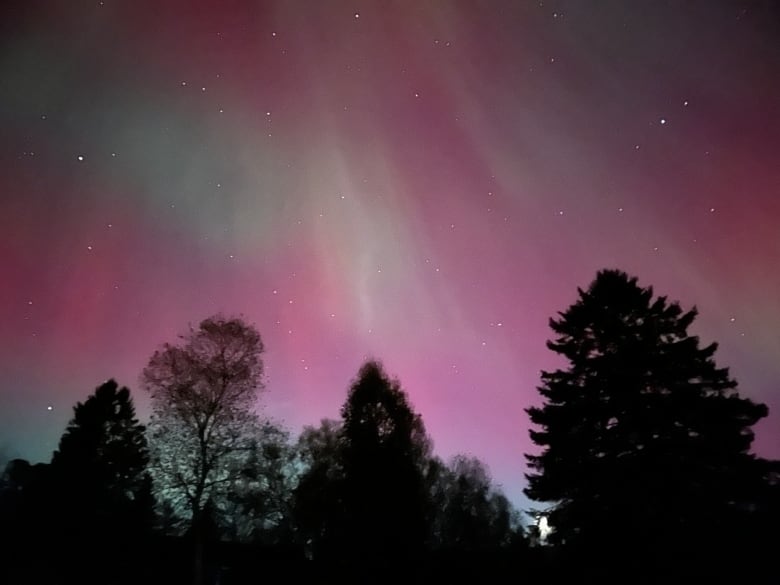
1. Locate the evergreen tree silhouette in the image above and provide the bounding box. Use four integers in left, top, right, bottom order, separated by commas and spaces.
51, 379, 152, 583
525, 269, 772, 582
52, 379, 149, 498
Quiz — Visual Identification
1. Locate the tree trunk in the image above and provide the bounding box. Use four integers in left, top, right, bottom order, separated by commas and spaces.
192, 507, 204, 585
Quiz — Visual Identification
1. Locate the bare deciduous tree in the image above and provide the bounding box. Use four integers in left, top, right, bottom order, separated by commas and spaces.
141, 315, 265, 584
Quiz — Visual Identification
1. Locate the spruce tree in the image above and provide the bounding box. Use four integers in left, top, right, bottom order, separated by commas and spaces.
51, 380, 152, 582
53, 379, 149, 497
525, 270, 770, 579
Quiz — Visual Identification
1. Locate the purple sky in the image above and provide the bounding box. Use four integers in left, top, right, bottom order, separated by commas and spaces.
2, 0, 779, 509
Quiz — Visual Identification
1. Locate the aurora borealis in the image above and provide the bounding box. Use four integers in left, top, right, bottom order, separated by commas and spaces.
1, 0, 779, 509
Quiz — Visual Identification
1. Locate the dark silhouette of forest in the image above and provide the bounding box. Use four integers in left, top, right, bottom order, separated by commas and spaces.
1, 269, 777, 585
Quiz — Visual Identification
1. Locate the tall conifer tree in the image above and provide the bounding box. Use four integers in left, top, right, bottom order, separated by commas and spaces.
525, 270, 770, 580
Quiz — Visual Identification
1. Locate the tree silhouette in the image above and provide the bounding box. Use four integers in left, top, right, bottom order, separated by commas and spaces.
339, 360, 431, 577
52, 379, 149, 500
220, 420, 298, 544
141, 314, 265, 585
525, 269, 772, 581
48, 380, 152, 583
292, 418, 346, 560
428, 455, 521, 552
0, 459, 55, 582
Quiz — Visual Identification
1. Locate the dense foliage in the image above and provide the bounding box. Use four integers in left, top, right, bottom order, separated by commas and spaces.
525, 269, 777, 581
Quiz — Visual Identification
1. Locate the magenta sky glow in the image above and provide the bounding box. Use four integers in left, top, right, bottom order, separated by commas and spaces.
2, 0, 779, 509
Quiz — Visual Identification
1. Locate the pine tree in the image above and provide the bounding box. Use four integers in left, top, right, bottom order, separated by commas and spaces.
53, 379, 149, 498
51, 380, 152, 581
525, 270, 770, 579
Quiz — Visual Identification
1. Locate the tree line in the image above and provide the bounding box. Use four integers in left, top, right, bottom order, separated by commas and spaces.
0, 321, 523, 585
0, 269, 777, 585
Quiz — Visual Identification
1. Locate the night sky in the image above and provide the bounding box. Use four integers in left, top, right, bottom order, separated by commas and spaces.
2, 0, 779, 509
